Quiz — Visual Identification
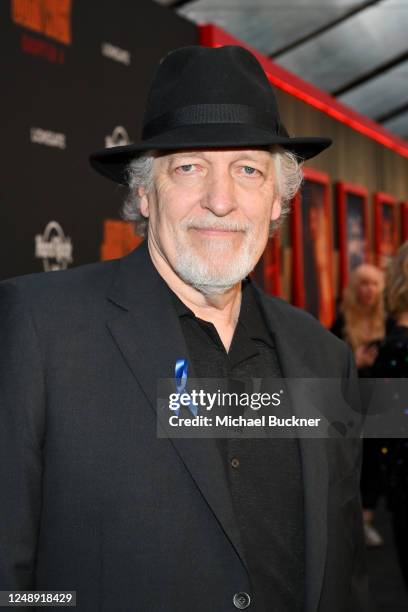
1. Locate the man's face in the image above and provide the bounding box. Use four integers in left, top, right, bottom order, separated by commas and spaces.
139, 148, 281, 294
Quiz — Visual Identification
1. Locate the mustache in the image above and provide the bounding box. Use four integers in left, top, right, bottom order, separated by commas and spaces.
181, 218, 251, 232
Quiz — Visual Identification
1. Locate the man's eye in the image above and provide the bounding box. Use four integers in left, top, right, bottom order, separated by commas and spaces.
177, 164, 195, 173
242, 166, 260, 176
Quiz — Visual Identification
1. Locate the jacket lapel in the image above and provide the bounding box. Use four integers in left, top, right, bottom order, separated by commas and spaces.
106, 241, 249, 573
253, 285, 329, 612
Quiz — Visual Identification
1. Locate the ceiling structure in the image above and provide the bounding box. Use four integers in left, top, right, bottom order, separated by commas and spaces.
154, 0, 408, 142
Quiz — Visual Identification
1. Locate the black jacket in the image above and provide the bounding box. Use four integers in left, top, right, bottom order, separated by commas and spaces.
0, 241, 370, 611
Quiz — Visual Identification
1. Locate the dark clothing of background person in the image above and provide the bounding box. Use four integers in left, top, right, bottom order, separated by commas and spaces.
371, 326, 408, 588
330, 313, 385, 510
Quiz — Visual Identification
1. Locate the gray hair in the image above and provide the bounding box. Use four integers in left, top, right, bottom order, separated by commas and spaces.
121, 146, 303, 237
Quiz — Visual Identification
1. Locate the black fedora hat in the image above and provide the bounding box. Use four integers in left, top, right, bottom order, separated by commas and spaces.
90, 45, 332, 185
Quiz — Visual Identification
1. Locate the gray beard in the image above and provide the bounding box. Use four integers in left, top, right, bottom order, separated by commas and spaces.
174, 234, 257, 297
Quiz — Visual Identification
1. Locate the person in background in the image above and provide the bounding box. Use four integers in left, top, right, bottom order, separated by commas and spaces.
372, 241, 408, 587
331, 264, 385, 373
331, 264, 386, 546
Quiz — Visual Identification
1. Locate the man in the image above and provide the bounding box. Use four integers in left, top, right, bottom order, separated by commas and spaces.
0, 45, 369, 611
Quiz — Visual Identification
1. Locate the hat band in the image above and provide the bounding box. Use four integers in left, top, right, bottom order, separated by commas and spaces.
142, 103, 280, 140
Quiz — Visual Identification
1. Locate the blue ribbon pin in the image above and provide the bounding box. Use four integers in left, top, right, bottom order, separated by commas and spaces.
174, 358, 198, 417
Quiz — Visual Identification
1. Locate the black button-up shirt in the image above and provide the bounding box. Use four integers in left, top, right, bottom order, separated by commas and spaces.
169, 278, 305, 612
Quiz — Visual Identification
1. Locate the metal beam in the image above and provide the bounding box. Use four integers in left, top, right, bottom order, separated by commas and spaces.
333, 49, 408, 96
154, 0, 193, 7
376, 101, 408, 124
169, 0, 195, 8
270, 0, 382, 59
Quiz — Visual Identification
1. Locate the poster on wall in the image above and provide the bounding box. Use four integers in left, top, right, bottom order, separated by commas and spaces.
336, 182, 369, 289
401, 201, 408, 243
374, 192, 398, 270
100, 220, 143, 261
292, 168, 334, 327
251, 234, 281, 296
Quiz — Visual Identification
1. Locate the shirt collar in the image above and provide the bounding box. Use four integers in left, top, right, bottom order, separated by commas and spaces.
169, 277, 274, 348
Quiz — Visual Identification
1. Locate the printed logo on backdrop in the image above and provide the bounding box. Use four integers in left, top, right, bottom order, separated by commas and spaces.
101, 42, 131, 66
30, 127, 66, 149
11, 0, 72, 63
35, 221, 73, 271
105, 126, 130, 148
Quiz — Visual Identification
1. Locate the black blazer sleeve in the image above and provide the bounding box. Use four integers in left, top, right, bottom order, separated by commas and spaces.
0, 280, 45, 590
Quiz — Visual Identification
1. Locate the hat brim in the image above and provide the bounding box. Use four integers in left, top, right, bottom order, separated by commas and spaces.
89, 124, 332, 185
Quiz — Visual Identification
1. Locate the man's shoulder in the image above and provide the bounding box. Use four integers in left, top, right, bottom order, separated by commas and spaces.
0, 258, 121, 313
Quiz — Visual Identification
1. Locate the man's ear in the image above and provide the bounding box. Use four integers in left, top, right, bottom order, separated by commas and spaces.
138, 187, 149, 218
270, 197, 282, 222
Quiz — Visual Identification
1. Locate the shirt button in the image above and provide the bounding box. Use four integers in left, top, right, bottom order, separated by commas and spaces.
233, 592, 251, 609
231, 457, 240, 468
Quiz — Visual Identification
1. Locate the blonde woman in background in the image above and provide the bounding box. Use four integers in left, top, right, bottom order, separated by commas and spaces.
331, 264, 386, 546
332, 264, 385, 372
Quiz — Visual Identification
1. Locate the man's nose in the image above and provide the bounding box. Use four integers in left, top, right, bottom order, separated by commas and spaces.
202, 169, 237, 216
